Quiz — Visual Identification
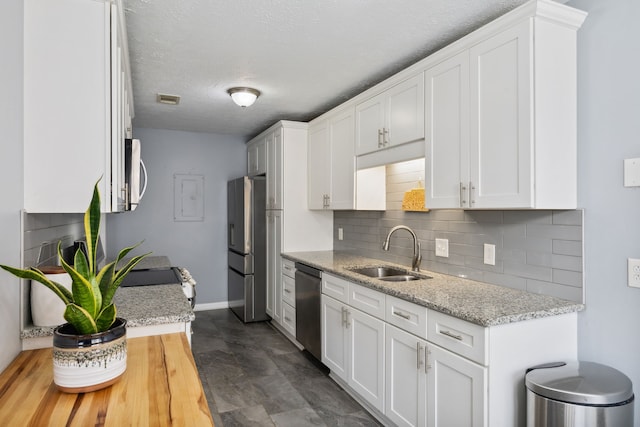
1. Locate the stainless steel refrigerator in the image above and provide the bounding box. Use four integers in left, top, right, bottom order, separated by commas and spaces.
227, 176, 268, 322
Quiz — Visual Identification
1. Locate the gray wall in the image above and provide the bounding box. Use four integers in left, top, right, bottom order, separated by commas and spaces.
335, 209, 584, 302
568, 0, 640, 423
106, 128, 246, 306
0, 0, 23, 372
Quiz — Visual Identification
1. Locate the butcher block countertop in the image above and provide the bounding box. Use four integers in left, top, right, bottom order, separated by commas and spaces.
0, 333, 214, 426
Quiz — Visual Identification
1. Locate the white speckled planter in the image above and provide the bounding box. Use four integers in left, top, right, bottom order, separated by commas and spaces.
52, 318, 127, 393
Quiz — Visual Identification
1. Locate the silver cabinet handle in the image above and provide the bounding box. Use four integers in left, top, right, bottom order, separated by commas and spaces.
459, 182, 467, 207
341, 307, 347, 328
425, 346, 432, 372
284, 316, 292, 322
383, 128, 389, 146
345, 308, 351, 328
440, 330, 463, 341
283, 288, 291, 294
393, 310, 411, 320
377, 129, 384, 148
416, 342, 424, 370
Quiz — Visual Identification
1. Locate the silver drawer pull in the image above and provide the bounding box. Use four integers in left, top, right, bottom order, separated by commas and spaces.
283, 289, 291, 293
284, 316, 292, 322
393, 311, 411, 320
440, 330, 463, 341
283, 266, 293, 271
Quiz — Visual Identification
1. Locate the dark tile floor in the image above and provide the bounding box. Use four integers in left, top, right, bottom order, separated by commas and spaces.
191, 309, 382, 427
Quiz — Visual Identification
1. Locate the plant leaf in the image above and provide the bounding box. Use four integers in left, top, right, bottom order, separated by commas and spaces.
59, 254, 99, 319
84, 179, 101, 273
0, 265, 72, 304
101, 250, 151, 309
64, 304, 97, 335
95, 303, 116, 331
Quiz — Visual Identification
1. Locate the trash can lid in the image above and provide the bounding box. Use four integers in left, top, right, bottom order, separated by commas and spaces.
526, 361, 633, 405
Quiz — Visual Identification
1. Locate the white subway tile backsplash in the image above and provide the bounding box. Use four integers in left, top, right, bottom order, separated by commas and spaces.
335, 208, 585, 303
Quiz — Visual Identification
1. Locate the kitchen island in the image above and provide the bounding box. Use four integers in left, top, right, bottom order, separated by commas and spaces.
0, 333, 213, 426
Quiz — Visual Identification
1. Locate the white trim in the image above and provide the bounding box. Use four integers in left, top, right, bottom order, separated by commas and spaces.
194, 301, 229, 312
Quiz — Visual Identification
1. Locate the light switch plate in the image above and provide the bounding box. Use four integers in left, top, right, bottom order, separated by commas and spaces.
624, 158, 640, 187
484, 244, 496, 265
628, 258, 640, 288
435, 238, 449, 257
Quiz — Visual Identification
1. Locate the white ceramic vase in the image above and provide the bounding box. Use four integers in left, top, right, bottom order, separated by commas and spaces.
52, 318, 127, 393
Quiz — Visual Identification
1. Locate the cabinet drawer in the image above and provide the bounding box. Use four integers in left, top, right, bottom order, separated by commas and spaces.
282, 302, 296, 336
322, 273, 349, 304
282, 274, 295, 307
427, 310, 488, 365
385, 295, 428, 339
282, 258, 296, 279
348, 283, 385, 320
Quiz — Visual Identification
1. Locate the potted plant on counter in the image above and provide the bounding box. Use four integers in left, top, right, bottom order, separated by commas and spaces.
0, 180, 149, 393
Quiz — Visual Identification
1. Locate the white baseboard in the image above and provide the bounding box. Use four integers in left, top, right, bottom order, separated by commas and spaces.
194, 301, 229, 311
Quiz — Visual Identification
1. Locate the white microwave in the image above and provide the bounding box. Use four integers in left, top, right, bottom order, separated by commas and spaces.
124, 138, 148, 211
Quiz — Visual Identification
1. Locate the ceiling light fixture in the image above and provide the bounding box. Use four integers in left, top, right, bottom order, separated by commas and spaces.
227, 87, 261, 107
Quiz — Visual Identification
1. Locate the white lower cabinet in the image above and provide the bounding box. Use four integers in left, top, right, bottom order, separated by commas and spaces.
321, 272, 577, 426
321, 293, 385, 413
348, 307, 385, 412
385, 325, 427, 427
427, 342, 486, 427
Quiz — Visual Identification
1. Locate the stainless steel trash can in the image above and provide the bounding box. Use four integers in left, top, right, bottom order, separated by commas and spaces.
526, 361, 634, 427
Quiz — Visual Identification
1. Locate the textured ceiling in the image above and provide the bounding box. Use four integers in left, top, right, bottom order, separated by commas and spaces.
123, 0, 529, 140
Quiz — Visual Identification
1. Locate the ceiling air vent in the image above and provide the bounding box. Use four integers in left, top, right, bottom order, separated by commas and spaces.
156, 93, 181, 105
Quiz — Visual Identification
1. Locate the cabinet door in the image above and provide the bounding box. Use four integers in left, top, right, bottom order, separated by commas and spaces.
425, 51, 470, 209
385, 325, 427, 427
24, 0, 111, 212
321, 295, 349, 382
329, 108, 356, 209
307, 121, 330, 210
427, 343, 487, 427
348, 308, 385, 412
266, 130, 283, 209
248, 138, 266, 176
469, 21, 532, 208
386, 73, 425, 148
266, 210, 283, 323
355, 93, 385, 155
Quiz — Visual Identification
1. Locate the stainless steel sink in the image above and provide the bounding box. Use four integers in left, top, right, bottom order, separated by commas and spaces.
379, 275, 420, 282
349, 266, 409, 278
348, 266, 430, 282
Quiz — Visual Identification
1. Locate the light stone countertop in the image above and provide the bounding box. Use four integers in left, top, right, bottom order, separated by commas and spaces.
21, 255, 195, 339
282, 251, 583, 327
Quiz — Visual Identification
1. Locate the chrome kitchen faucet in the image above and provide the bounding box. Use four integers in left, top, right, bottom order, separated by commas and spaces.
382, 225, 422, 272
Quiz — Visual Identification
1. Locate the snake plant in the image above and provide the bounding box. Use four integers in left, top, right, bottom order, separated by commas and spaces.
1, 180, 149, 334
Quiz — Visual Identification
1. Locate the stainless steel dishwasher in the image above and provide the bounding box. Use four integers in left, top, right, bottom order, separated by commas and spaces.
295, 262, 322, 361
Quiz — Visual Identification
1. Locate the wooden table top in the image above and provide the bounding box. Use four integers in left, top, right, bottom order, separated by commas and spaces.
0, 333, 214, 426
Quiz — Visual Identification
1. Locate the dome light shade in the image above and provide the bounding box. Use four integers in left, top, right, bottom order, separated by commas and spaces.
227, 87, 260, 107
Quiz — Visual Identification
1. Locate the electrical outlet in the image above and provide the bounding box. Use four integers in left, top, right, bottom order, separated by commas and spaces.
628, 258, 640, 288
338, 227, 344, 241
435, 238, 449, 258
484, 244, 496, 266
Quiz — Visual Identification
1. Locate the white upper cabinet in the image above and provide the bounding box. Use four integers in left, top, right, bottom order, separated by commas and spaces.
425, 51, 470, 209
425, 1, 586, 209
247, 137, 267, 176
266, 130, 283, 209
24, 0, 134, 213
356, 73, 425, 156
308, 107, 356, 210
